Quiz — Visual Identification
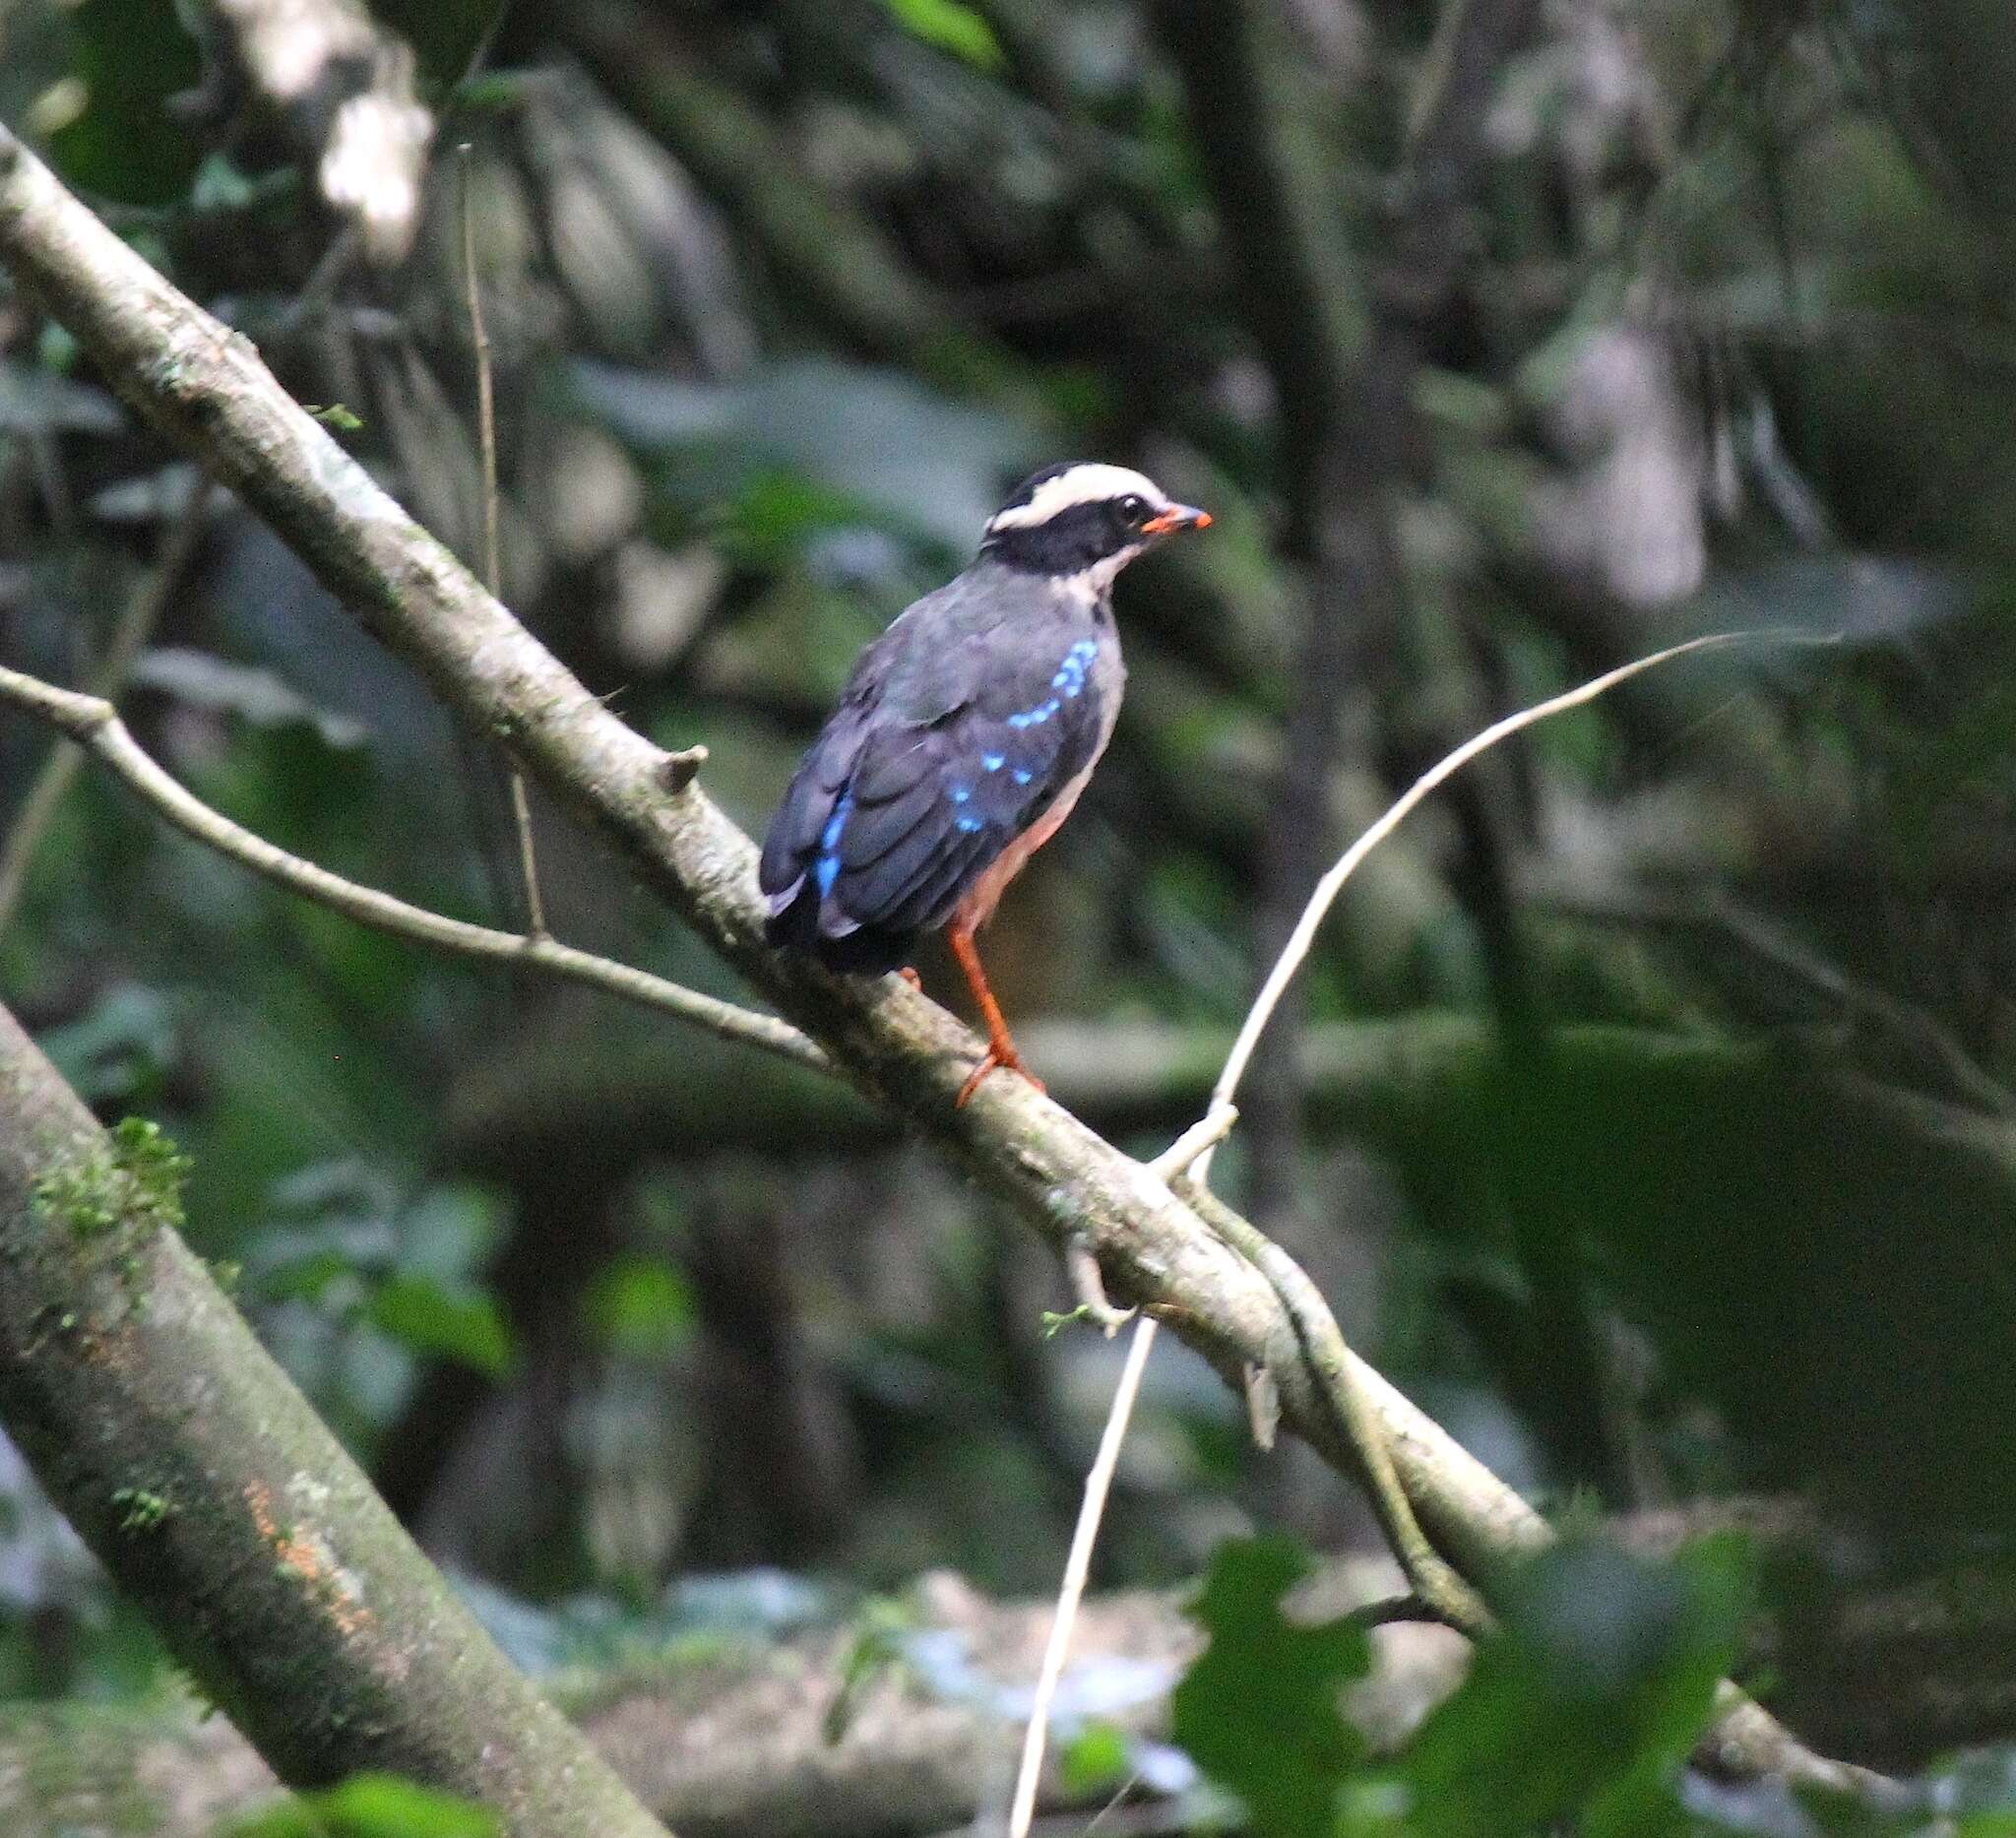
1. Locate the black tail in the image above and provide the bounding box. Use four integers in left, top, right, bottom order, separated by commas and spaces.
763, 885, 916, 975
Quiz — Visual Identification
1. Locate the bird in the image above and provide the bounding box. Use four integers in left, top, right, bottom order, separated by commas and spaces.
759, 461, 1213, 1106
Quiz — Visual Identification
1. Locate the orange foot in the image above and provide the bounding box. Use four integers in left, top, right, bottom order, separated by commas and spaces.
945, 920, 1044, 1108
956, 1045, 1046, 1109
897, 966, 922, 989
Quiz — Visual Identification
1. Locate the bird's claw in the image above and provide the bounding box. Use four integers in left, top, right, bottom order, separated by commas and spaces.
956, 1045, 1045, 1108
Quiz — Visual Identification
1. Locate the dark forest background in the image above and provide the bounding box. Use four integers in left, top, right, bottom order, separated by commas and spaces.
8, 0, 2016, 1831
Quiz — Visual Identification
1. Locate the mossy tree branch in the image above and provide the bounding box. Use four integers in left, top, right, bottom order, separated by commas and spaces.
0, 1005, 670, 1838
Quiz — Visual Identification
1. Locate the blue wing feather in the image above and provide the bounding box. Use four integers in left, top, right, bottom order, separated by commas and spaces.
761, 572, 1116, 970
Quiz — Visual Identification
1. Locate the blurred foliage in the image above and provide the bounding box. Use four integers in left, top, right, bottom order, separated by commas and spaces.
224, 1774, 499, 1838
45, 0, 202, 204
1173, 1536, 1373, 1838
5, 0, 2016, 1817
1174, 1533, 2016, 1837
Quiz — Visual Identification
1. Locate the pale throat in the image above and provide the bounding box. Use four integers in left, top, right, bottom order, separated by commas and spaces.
1064, 545, 1143, 603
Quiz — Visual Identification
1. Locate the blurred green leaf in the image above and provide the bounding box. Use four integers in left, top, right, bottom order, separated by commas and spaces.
0, 363, 122, 435
572, 357, 1040, 552
1172, 1536, 1755, 1838
1170, 1536, 1369, 1838
38, 982, 176, 1107
226, 1772, 498, 1838
581, 1254, 695, 1358
1059, 1721, 1131, 1796
48, 0, 201, 204
881, 0, 1006, 71
722, 469, 876, 568
130, 649, 369, 750
824, 1596, 916, 1743
1346, 1537, 1753, 1838
366, 1275, 514, 1378
256, 1247, 355, 1306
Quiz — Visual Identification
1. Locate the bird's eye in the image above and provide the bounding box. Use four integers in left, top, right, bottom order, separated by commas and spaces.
1117, 495, 1147, 525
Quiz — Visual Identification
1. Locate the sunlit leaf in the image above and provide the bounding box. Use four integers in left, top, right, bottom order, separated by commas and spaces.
366, 1275, 514, 1378
1059, 1721, 1131, 1795
881, 0, 1005, 70
227, 1772, 499, 1838
581, 1255, 695, 1358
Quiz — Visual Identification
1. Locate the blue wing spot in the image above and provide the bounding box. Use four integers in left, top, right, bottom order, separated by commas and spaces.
1008, 697, 1063, 729
815, 792, 854, 898
1012, 768, 1034, 786
955, 814, 983, 834
981, 753, 1004, 773
1050, 639, 1101, 697
950, 783, 972, 804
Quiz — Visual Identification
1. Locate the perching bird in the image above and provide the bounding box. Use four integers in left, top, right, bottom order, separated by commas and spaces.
760, 462, 1212, 1106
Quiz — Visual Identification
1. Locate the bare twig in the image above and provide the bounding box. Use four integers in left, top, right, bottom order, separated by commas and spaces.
1347, 1593, 1438, 1630
1063, 1234, 1136, 1334
1178, 1177, 1485, 1635
0, 477, 213, 932
1142, 1102, 1237, 1180
0, 663, 828, 1075
1010, 652, 1808, 1809
1183, 632, 1824, 1188
460, 143, 548, 939
1007, 1313, 1159, 1838
1130, 635, 1831, 1642
661, 743, 709, 792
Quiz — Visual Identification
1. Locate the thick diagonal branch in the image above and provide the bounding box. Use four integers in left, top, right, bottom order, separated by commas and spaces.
0, 122, 1878, 1804
0, 1006, 668, 1838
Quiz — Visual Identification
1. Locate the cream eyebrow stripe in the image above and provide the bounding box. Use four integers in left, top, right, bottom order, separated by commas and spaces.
986, 464, 1165, 532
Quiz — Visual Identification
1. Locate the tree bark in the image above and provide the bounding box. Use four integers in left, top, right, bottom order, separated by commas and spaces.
0, 1003, 668, 1838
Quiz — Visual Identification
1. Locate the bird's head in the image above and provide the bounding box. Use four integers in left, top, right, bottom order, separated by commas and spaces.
979, 462, 1211, 589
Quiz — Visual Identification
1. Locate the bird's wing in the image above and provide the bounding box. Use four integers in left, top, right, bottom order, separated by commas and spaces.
760, 600, 1111, 949
757, 576, 981, 904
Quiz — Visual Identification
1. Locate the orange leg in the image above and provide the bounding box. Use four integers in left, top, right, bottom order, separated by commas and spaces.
896, 966, 923, 990
948, 921, 1044, 1107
